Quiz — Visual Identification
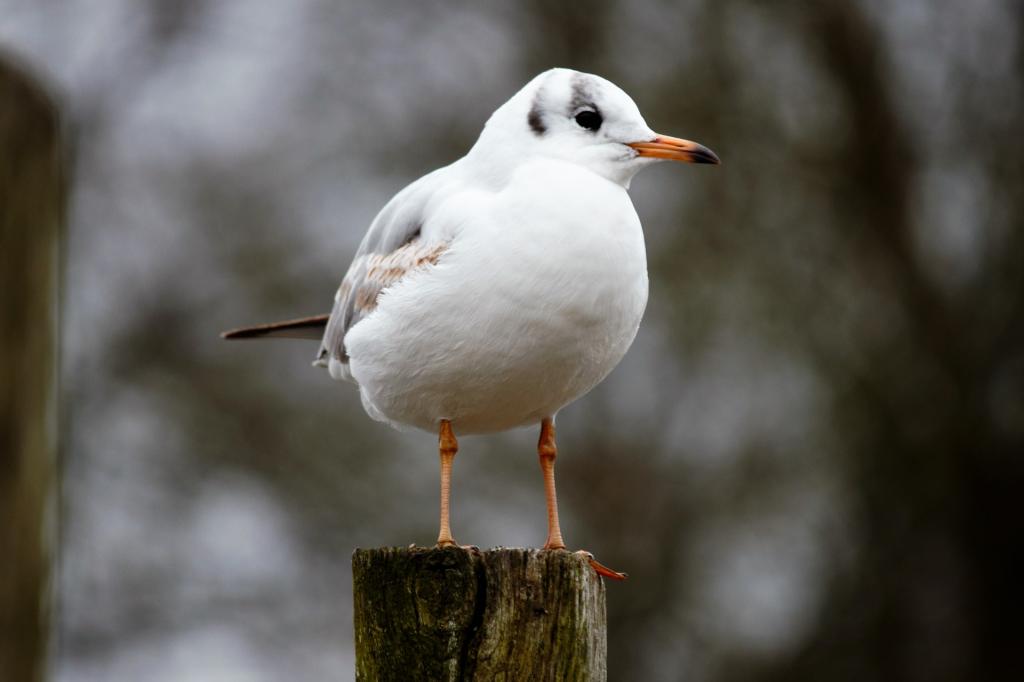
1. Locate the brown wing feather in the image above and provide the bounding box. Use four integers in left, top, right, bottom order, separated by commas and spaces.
221, 313, 330, 340
318, 238, 447, 365
354, 241, 448, 316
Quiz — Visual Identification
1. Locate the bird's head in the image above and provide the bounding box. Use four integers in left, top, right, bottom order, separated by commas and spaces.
473, 68, 719, 187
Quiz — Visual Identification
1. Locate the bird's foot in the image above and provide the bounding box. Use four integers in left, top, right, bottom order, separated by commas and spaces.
434, 540, 481, 553
574, 550, 628, 581
542, 543, 627, 580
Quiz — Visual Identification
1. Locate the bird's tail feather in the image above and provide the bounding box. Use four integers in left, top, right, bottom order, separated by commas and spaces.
221, 314, 329, 340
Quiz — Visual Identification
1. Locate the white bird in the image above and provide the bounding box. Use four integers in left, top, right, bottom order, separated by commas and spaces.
223, 68, 718, 579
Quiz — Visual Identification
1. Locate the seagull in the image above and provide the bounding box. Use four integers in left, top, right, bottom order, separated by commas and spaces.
223, 68, 718, 580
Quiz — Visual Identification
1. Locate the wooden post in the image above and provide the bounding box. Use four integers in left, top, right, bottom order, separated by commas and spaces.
0, 55, 62, 682
353, 547, 607, 681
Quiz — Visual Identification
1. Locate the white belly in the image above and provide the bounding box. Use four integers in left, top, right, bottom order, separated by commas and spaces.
344, 164, 648, 434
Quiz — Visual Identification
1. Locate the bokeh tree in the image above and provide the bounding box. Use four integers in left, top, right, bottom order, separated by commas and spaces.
0, 55, 62, 682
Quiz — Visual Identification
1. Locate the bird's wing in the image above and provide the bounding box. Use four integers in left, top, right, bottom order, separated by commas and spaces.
316, 168, 455, 369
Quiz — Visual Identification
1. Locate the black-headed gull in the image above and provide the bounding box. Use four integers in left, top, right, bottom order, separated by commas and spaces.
224, 68, 718, 579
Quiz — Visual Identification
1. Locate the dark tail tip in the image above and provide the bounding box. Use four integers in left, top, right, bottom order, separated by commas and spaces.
220, 314, 330, 341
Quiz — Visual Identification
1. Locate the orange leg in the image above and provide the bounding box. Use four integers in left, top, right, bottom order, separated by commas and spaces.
538, 417, 566, 550
538, 418, 627, 581
436, 419, 458, 547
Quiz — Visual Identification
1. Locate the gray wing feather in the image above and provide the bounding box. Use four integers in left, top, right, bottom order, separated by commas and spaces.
315, 171, 447, 369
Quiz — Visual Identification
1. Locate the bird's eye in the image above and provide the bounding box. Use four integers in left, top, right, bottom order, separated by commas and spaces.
574, 110, 602, 131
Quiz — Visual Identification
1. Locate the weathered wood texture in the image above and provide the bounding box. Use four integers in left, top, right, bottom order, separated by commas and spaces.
0, 56, 62, 682
353, 547, 607, 681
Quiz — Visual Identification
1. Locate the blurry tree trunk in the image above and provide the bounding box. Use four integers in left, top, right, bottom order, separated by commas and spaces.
0, 56, 63, 682
353, 547, 607, 681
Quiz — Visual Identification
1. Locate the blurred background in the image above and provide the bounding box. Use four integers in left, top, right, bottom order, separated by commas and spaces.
2, 1, 1022, 680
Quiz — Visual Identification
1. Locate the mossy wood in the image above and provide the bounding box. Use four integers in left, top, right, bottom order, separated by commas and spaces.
353, 547, 607, 681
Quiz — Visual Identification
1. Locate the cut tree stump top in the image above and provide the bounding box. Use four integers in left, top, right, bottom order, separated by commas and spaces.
353, 546, 607, 681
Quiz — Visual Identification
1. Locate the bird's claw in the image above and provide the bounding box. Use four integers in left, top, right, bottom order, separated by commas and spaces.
434, 541, 481, 554
575, 550, 628, 581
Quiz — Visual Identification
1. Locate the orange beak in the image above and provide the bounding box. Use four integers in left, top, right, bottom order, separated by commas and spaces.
628, 134, 720, 164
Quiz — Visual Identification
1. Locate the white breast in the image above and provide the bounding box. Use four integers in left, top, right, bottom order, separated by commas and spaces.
343, 159, 648, 434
